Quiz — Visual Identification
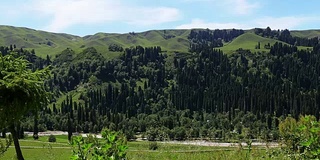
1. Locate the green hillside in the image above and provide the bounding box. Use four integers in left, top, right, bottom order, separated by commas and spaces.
83, 29, 190, 53
0, 25, 319, 58
291, 30, 320, 38
0, 25, 85, 58
0, 25, 190, 58
218, 32, 287, 54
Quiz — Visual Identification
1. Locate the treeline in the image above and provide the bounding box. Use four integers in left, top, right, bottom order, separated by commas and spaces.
254, 27, 319, 47
172, 43, 320, 119
188, 29, 244, 53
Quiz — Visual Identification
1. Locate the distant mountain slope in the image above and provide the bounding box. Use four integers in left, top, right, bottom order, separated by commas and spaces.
0, 25, 190, 58
291, 30, 320, 38
0, 25, 318, 58
0, 25, 84, 58
83, 29, 190, 53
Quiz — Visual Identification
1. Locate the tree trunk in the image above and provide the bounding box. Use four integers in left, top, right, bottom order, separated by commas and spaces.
67, 116, 73, 142
9, 124, 24, 160
33, 113, 39, 140
1, 129, 6, 138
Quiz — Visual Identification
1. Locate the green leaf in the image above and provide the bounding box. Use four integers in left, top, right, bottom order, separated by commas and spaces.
301, 140, 312, 147
297, 125, 307, 131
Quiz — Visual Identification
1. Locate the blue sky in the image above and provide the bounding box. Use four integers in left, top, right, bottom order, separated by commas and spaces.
0, 0, 319, 36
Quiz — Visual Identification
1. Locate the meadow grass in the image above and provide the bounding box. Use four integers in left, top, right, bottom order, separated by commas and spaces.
0, 25, 318, 60
1, 135, 288, 160
218, 33, 287, 54
0, 26, 190, 58
291, 30, 320, 38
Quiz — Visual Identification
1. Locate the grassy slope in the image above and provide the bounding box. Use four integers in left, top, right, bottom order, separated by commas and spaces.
84, 29, 190, 53
0, 25, 190, 58
1, 136, 287, 160
0, 25, 84, 58
0, 25, 318, 59
291, 30, 320, 38
218, 32, 288, 54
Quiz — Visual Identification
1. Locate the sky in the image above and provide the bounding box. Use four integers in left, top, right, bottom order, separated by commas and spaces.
0, 0, 319, 36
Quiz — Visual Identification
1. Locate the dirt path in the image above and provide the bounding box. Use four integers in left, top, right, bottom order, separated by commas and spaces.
24, 131, 279, 148
161, 140, 279, 148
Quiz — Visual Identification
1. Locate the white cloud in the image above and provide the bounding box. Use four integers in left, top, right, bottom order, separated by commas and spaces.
254, 16, 319, 30
180, 0, 260, 15
232, 0, 260, 15
28, 0, 181, 32
176, 19, 248, 29
180, 0, 213, 2
177, 16, 318, 30
126, 7, 181, 26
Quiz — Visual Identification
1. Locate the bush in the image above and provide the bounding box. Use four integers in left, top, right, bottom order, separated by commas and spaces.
71, 129, 128, 160
48, 135, 56, 142
149, 141, 158, 150
85, 134, 98, 145
279, 115, 320, 159
146, 128, 157, 141
0, 134, 12, 156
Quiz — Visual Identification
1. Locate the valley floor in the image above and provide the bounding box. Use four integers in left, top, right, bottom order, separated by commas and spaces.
1, 135, 287, 160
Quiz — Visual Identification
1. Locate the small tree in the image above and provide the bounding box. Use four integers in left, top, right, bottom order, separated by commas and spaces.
48, 135, 56, 142
279, 115, 320, 159
0, 53, 50, 160
71, 129, 128, 160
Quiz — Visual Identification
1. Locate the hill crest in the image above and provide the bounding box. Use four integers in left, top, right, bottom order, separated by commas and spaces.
0, 25, 318, 57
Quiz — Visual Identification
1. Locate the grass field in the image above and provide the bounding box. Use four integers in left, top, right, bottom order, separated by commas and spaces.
1, 135, 288, 160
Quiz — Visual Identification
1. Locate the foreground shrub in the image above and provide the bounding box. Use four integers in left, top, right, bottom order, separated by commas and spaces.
71, 129, 128, 160
149, 141, 158, 150
279, 115, 320, 159
48, 135, 56, 142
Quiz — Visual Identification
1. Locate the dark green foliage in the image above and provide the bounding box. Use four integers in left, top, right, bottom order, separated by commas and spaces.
0, 53, 50, 128
149, 141, 158, 150
53, 48, 75, 66
279, 115, 320, 159
33, 113, 39, 140
108, 44, 123, 52
48, 135, 56, 142
188, 28, 244, 52
0, 52, 51, 160
254, 27, 319, 47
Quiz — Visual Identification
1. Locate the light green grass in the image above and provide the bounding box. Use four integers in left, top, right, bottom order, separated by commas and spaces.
218, 32, 313, 54
2, 25, 318, 59
2, 148, 71, 160
218, 33, 287, 54
1, 136, 288, 160
297, 46, 313, 51
0, 26, 190, 58
291, 30, 320, 38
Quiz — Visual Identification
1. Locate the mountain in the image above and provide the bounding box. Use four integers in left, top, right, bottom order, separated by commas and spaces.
3, 25, 320, 145
0, 25, 319, 59
0, 25, 190, 59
